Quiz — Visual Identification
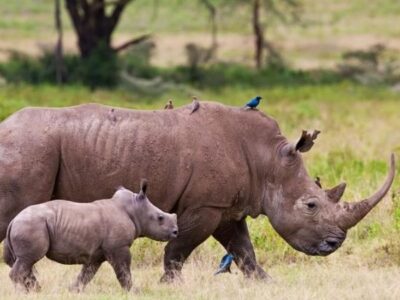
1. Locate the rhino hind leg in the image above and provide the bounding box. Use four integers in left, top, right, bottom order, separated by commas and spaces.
106, 246, 133, 291
212, 218, 271, 280
161, 207, 222, 283
69, 262, 103, 293
9, 259, 40, 292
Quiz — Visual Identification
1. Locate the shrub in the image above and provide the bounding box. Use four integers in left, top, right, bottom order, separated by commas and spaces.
0, 45, 120, 89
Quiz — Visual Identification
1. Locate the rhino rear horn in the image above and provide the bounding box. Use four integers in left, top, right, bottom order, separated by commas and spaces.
295, 130, 321, 153
326, 182, 346, 203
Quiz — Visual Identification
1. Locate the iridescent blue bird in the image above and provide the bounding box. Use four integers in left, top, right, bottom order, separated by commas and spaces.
244, 96, 262, 109
214, 253, 234, 275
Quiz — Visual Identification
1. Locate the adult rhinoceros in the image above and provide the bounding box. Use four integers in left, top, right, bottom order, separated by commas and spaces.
0, 102, 395, 281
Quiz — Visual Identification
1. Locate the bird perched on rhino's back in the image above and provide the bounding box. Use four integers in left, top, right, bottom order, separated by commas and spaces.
244, 96, 262, 109
190, 96, 200, 114
164, 100, 174, 110
214, 253, 234, 275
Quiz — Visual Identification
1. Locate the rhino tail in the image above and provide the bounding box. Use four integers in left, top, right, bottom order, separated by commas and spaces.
3, 222, 16, 267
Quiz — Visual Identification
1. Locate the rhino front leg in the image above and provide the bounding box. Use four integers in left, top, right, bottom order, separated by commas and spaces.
69, 262, 103, 293
161, 207, 222, 283
106, 246, 133, 291
213, 218, 270, 280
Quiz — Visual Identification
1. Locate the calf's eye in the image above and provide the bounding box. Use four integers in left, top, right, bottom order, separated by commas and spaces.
306, 202, 316, 209
158, 215, 164, 222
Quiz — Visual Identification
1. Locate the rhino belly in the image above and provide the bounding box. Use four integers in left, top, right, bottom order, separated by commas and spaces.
46, 240, 105, 265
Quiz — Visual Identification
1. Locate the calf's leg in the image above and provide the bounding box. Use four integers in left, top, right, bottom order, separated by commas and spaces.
9, 259, 40, 292
8, 221, 49, 292
106, 246, 133, 291
70, 262, 103, 293
212, 218, 270, 280
161, 207, 222, 283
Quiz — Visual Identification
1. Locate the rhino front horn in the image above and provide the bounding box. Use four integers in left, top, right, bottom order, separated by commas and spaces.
338, 153, 396, 230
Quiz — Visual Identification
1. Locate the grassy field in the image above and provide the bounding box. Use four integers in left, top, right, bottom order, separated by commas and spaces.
0, 83, 399, 299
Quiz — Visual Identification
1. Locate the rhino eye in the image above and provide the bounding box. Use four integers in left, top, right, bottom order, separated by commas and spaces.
306, 202, 317, 210
157, 215, 164, 222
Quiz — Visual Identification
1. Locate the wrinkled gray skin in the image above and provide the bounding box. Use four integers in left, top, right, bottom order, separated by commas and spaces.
3, 182, 178, 292
0, 102, 395, 282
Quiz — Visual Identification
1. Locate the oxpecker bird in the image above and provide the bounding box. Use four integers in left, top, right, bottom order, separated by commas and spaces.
214, 253, 234, 275
244, 96, 262, 109
190, 96, 200, 115
164, 100, 174, 110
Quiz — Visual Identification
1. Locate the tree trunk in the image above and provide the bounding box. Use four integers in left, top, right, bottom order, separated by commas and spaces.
200, 0, 218, 54
252, 0, 264, 70
55, 0, 65, 84
65, 0, 132, 59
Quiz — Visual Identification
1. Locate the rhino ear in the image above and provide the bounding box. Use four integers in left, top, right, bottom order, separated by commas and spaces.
139, 178, 148, 199
326, 182, 346, 203
295, 130, 321, 153
315, 176, 322, 188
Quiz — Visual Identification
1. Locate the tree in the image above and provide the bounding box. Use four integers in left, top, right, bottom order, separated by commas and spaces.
199, 0, 218, 56
55, 0, 65, 84
65, 0, 149, 58
252, 0, 301, 69
220, 0, 301, 69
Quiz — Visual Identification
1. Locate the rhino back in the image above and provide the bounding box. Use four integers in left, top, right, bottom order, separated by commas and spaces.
42, 200, 134, 264
49, 103, 281, 215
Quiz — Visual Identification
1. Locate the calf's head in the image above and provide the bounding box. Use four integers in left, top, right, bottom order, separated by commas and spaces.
115, 180, 178, 241
264, 130, 395, 256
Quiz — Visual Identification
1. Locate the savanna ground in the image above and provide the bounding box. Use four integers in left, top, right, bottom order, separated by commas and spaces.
0, 0, 400, 299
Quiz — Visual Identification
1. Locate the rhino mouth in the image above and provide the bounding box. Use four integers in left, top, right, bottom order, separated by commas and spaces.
296, 233, 345, 256
305, 235, 345, 256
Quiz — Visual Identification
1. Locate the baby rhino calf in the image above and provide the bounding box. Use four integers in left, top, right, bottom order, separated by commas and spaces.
3, 179, 178, 292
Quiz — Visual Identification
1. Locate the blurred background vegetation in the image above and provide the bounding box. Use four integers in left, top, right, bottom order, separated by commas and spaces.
0, 1, 399, 295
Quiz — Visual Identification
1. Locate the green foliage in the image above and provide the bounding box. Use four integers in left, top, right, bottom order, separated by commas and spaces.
78, 44, 120, 89
0, 45, 120, 89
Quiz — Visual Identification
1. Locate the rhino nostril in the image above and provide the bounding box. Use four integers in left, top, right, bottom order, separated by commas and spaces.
326, 239, 338, 248
172, 230, 178, 236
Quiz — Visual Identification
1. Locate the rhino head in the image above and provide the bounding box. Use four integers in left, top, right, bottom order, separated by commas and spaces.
115, 179, 179, 242
263, 130, 395, 256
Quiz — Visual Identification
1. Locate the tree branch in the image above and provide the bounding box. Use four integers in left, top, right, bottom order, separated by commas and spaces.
113, 34, 151, 52
65, 0, 83, 35
199, 0, 218, 50
108, 0, 133, 32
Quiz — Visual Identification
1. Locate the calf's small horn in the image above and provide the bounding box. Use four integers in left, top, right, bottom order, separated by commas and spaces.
338, 154, 395, 229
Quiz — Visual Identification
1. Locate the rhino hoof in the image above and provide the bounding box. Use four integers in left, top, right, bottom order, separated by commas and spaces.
159, 271, 183, 284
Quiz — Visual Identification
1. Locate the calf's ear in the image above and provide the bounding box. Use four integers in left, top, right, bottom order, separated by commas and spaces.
139, 178, 148, 197
295, 130, 321, 153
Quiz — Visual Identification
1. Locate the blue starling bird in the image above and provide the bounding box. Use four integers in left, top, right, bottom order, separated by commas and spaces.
214, 253, 234, 275
244, 96, 262, 109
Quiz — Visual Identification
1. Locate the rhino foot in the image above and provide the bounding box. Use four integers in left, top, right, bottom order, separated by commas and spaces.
160, 270, 183, 284
244, 266, 273, 282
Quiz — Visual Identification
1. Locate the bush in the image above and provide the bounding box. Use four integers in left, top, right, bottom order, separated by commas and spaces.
0, 45, 120, 89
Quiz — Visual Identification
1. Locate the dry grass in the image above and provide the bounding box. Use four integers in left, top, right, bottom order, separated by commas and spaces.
0, 255, 399, 300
